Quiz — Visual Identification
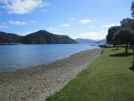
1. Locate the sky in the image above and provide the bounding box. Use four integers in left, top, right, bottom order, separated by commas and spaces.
0, 0, 132, 40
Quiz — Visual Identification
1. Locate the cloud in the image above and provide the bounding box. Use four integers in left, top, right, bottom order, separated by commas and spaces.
39, 1, 50, 12
80, 31, 107, 40
47, 26, 59, 33
30, 20, 37, 24
47, 26, 62, 32
0, 24, 8, 28
38, 24, 46, 29
0, 0, 46, 14
8, 20, 27, 26
60, 23, 71, 27
39, 8, 48, 12
39, 1, 50, 8
70, 17, 76, 21
46, 25, 71, 36
102, 23, 120, 29
17, 31, 33, 35
80, 19, 92, 24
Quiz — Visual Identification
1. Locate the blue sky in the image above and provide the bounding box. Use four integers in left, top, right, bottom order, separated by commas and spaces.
0, 0, 132, 40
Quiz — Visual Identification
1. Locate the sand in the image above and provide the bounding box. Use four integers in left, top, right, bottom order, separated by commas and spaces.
0, 49, 100, 101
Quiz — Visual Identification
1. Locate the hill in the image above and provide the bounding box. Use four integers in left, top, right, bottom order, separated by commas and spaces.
20, 30, 77, 44
0, 31, 20, 43
76, 38, 106, 45
0, 30, 77, 44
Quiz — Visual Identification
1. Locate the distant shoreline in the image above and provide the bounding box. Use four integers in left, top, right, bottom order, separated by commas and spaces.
0, 43, 78, 45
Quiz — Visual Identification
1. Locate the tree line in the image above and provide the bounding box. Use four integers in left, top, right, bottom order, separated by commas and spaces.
107, 2, 134, 54
106, 1, 134, 67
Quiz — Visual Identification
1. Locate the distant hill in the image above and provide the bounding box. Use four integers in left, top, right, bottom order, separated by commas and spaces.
76, 38, 96, 44
0, 31, 20, 43
0, 30, 77, 44
76, 38, 106, 45
20, 30, 76, 44
95, 39, 106, 45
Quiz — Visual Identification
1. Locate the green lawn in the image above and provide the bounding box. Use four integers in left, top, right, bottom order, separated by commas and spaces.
47, 48, 134, 101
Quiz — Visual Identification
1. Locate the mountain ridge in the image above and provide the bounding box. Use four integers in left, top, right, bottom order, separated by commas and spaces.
76, 38, 106, 45
0, 30, 77, 44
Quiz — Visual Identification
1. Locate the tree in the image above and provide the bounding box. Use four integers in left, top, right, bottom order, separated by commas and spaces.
106, 1, 134, 68
120, 18, 134, 29
131, 1, 134, 18
113, 29, 134, 55
106, 26, 120, 44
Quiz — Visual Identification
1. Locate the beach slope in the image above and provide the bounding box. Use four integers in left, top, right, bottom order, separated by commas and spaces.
0, 49, 100, 101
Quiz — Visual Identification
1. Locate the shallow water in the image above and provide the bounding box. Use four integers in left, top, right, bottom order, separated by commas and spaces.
0, 44, 98, 72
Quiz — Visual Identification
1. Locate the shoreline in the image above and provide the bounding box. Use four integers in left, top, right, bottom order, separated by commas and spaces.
0, 48, 99, 74
0, 48, 101, 101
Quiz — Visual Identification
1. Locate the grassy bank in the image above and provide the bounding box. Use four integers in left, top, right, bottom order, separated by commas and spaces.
47, 48, 134, 101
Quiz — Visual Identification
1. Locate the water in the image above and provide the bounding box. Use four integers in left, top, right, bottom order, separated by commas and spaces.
0, 44, 98, 72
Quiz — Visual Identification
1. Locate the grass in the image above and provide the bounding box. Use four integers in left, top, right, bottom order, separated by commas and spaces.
47, 48, 134, 101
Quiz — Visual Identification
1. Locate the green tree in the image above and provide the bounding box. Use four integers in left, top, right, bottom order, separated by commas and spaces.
113, 29, 134, 55
131, 1, 134, 18
120, 18, 134, 29
106, 26, 120, 44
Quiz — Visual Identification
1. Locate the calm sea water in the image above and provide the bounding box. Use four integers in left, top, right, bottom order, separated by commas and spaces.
0, 44, 98, 72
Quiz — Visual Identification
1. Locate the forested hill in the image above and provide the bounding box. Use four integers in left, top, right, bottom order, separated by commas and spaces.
0, 30, 77, 44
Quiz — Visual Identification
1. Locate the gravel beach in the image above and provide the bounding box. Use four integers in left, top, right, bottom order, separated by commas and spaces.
0, 49, 100, 101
